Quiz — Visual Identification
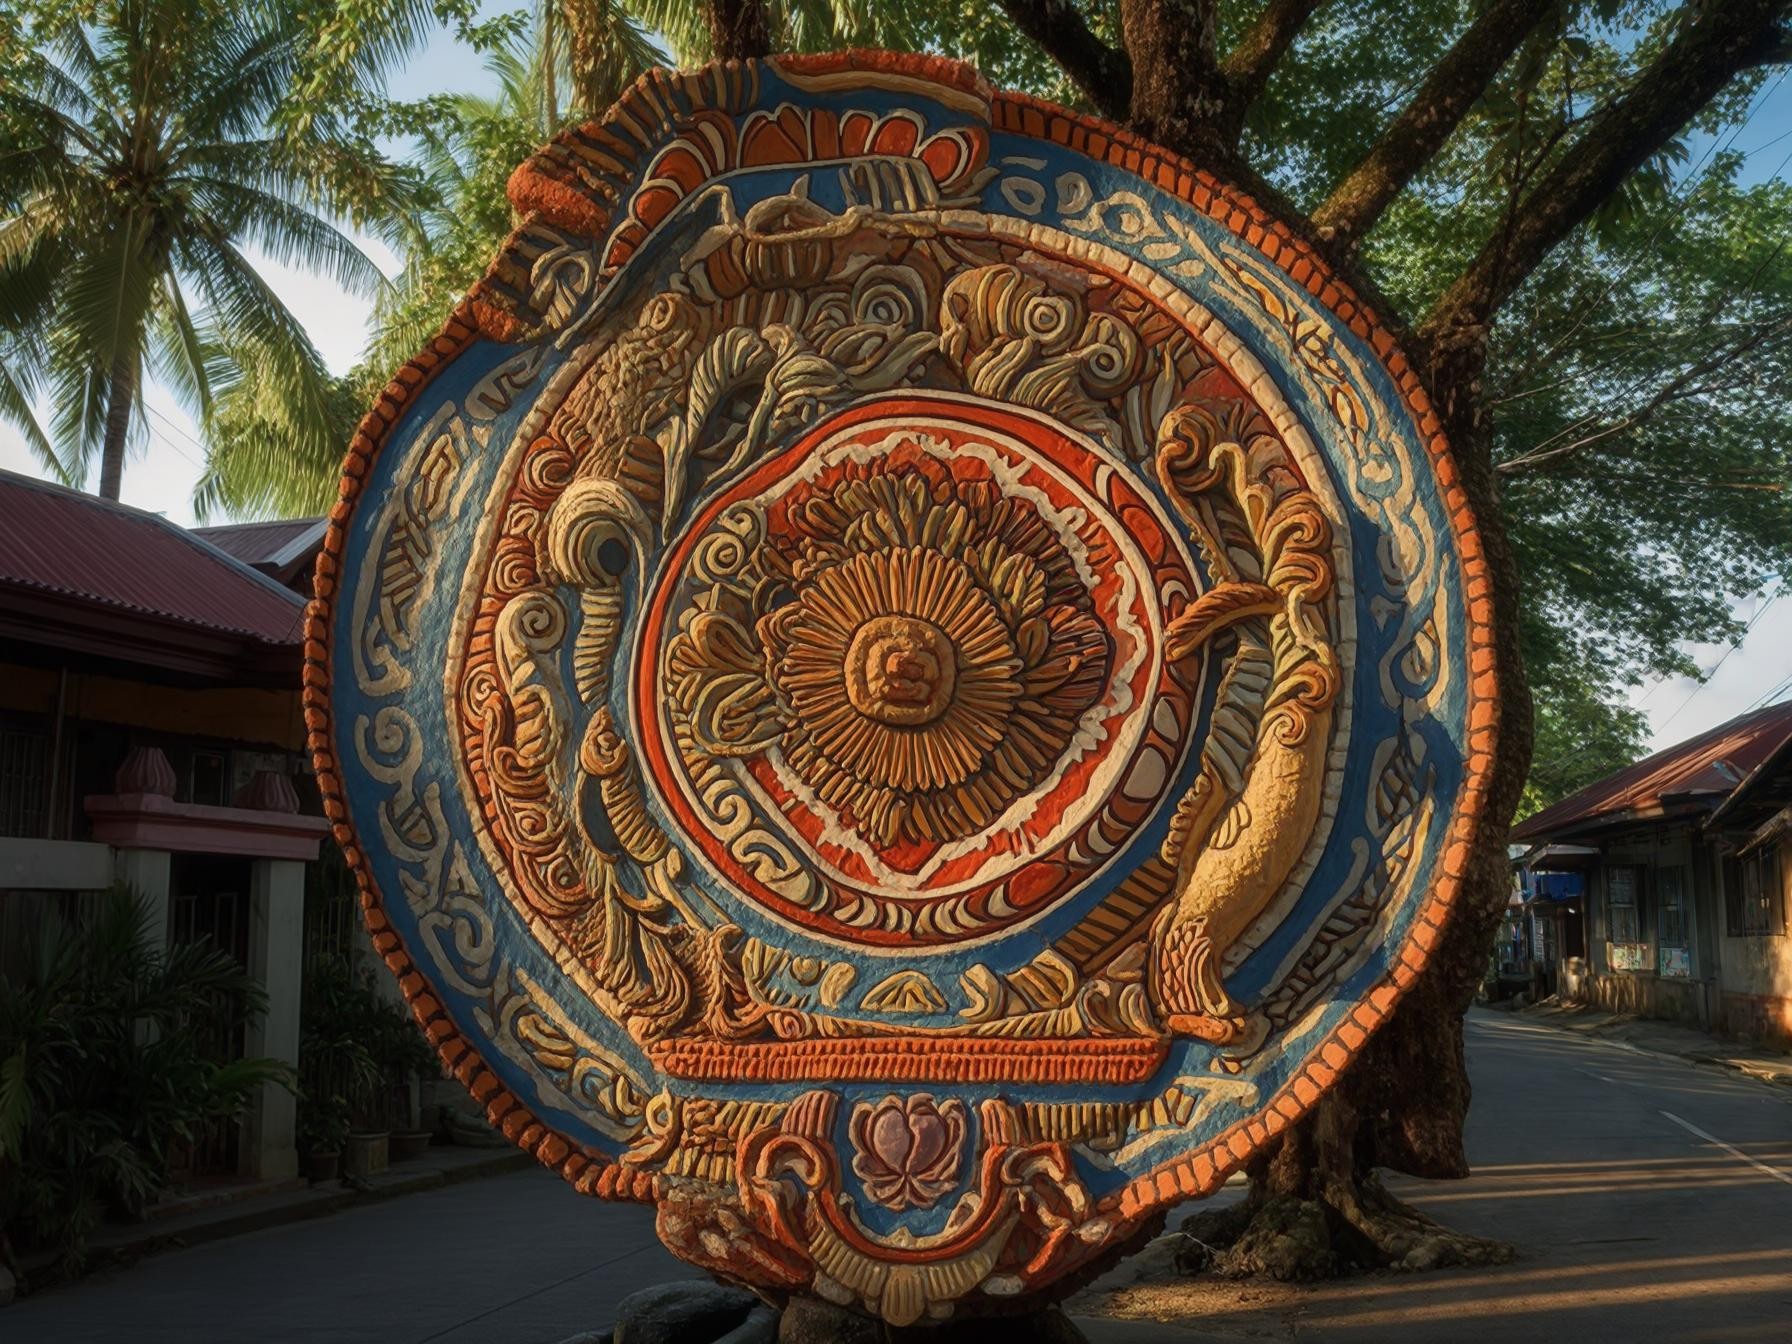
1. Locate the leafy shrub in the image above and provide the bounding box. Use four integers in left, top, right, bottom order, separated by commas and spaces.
299, 954, 435, 1135
0, 888, 289, 1273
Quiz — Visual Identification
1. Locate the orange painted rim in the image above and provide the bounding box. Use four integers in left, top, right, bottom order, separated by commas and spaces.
304, 48, 1498, 1223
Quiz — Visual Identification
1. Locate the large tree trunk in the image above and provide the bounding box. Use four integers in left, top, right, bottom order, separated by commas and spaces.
1181, 311, 1536, 1280
97, 347, 137, 501
1114, 7, 1540, 1273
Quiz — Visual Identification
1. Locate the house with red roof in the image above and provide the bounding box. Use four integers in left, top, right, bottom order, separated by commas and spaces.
0, 469, 335, 1184
1513, 701, 1792, 1046
193, 516, 327, 596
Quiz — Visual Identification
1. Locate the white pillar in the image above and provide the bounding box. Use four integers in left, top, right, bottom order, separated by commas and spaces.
113, 848, 171, 947
242, 857, 304, 1181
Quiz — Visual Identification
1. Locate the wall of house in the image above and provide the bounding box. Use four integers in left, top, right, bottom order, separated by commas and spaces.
0, 659, 308, 844
1571, 824, 1717, 1031
1714, 833, 1792, 1048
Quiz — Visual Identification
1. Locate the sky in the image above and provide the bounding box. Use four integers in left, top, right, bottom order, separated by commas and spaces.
2, 20, 1789, 756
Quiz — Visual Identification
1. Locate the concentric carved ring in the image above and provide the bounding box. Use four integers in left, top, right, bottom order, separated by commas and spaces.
312, 49, 1497, 1329
640, 396, 1186, 944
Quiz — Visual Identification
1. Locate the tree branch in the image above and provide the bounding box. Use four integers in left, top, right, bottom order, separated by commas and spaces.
1496, 310, 1792, 476
1312, 0, 1561, 249
1122, 0, 1233, 161
706, 0, 771, 61
997, 0, 1134, 122
1744, 24, 1792, 64
1222, 0, 1330, 118
1120, 0, 1331, 155
1421, 0, 1792, 352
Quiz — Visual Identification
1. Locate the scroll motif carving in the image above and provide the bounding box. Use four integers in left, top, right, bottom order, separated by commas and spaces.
316, 49, 1495, 1330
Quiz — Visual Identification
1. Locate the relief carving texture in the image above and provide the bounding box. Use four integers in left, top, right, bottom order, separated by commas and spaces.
307, 51, 1497, 1326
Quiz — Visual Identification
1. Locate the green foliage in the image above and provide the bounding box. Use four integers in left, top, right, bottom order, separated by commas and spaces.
295, 955, 380, 1150
1521, 673, 1650, 818
9, 0, 1780, 809
0, 0, 419, 502
364, 18, 613, 383
197, 361, 367, 521
1229, 0, 1792, 805
298, 954, 435, 1134
0, 888, 290, 1272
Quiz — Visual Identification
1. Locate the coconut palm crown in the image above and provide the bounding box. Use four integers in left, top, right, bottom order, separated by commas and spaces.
0, 0, 417, 501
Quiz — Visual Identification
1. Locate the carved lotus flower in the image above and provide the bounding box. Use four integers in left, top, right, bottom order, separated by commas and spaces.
849, 1093, 967, 1212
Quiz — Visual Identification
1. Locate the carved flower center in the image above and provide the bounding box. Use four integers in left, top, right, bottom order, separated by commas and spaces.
844, 615, 958, 727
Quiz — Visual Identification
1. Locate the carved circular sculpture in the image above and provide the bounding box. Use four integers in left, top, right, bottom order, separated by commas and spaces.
309, 51, 1497, 1327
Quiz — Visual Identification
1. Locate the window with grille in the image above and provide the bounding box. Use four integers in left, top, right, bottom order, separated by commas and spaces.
1656, 866, 1689, 947
0, 727, 50, 839
1606, 865, 1642, 945
1726, 847, 1784, 937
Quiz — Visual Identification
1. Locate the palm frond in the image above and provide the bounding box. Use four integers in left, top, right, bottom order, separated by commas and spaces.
147, 272, 214, 423
187, 177, 387, 298
0, 350, 58, 477
43, 213, 160, 479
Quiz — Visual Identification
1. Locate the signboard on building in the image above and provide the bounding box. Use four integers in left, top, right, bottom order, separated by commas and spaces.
1611, 942, 1651, 972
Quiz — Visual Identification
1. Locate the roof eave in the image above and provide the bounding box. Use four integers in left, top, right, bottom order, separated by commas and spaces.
0, 585, 302, 687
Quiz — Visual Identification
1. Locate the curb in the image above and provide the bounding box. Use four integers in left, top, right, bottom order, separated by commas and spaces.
1507, 1007, 1792, 1089
79, 1150, 534, 1270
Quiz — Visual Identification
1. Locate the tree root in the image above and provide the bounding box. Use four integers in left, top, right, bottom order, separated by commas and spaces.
1175, 1175, 1513, 1282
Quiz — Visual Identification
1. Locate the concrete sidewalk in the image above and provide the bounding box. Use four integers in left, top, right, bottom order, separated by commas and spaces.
1508, 998, 1792, 1088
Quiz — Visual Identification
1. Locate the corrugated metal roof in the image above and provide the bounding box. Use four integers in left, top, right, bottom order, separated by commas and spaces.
1514, 701, 1792, 841
0, 471, 306, 646
193, 516, 325, 570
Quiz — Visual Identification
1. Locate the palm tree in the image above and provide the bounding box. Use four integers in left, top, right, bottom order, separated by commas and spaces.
191, 3, 660, 519
0, 0, 417, 501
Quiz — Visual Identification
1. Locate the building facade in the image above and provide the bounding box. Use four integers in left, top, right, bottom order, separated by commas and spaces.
0, 472, 333, 1184
1513, 703, 1792, 1047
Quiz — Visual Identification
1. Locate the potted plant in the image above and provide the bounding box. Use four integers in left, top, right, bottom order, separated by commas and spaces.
370, 990, 439, 1163
296, 1092, 348, 1183
299, 956, 384, 1180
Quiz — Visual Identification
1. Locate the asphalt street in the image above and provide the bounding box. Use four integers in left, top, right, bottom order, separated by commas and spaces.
8, 1008, 1790, 1343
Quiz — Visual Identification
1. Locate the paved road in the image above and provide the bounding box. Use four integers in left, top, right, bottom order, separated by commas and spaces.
9, 1008, 1790, 1343
7, 1169, 686, 1343
1093, 1008, 1792, 1342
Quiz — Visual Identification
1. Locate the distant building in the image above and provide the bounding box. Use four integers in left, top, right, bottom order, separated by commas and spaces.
1512, 703, 1792, 1047
0, 471, 338, 1184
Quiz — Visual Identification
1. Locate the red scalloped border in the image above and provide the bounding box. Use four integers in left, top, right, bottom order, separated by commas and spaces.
303, 50, 1497, 1226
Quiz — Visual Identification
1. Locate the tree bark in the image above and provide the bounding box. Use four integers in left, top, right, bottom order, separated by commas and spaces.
97, 345, 137, 502
1221, 0, 1330, 117
1122, 0, 1234, 164
996, 0, 1134, 121
706, 0, 772, 62
1311, 0, 1561, 249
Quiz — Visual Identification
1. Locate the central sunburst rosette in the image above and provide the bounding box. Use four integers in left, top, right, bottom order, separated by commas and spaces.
758, 448, 1111, 849
638, 394, 1198, 944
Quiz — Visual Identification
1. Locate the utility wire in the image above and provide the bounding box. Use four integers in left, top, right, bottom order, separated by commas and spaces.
1651, 581, 1787, 737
